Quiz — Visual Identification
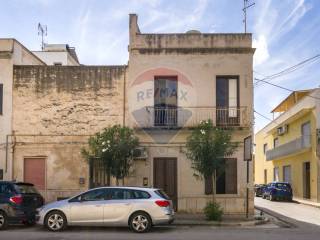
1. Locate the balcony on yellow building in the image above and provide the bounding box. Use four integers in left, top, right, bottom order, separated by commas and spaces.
266, 135, 311, 161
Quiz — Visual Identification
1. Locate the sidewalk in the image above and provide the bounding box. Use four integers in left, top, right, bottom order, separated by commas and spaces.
173, 211, 269, 227
293, 198, 320, 208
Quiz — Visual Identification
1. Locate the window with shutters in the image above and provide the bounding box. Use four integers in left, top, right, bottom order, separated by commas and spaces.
204, 158, 237, 195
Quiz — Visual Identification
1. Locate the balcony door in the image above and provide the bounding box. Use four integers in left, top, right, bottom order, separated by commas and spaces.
154, 76, 177, 126
216, 77, 239, 126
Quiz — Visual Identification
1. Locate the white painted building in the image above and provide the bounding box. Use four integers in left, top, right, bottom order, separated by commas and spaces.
33, 44, 80, 66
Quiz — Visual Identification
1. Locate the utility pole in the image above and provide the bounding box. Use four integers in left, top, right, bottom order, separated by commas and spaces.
38, 23, 47, 51
243, 0, 255, 33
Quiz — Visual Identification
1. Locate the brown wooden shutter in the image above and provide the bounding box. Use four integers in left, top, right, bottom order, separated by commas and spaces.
204, 175, 213, 195
225, 158, 237, 194
24, 158, 46, 190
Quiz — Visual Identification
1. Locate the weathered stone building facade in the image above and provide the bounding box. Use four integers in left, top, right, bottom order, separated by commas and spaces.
1, 14, 254, 216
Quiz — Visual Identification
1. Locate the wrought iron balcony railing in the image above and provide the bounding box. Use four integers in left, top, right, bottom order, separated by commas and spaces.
132, 106, 251, 128
266, 136, 311, 161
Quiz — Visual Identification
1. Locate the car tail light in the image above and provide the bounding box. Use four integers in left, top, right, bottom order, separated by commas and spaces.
10, 195, 23, 205
155, 200, 170, 207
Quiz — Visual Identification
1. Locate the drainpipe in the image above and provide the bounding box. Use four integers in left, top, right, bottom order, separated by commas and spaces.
123, 66, 126, 127
5, 133, 16, 180
11, 133, 16, 181
5, 134, 9, 173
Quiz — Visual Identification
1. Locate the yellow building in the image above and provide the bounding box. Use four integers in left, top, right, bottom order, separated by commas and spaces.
255, 88, 320, 203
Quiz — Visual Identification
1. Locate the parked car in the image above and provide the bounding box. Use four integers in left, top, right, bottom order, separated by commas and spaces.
0, 181, 44, 230
254, 184, 267, 197
262, 182, 293, 201
36, 187, 174, 233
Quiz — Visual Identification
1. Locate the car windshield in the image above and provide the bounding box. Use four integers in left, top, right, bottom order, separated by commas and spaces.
276, 183, 291, 189
14, 184, 39, 194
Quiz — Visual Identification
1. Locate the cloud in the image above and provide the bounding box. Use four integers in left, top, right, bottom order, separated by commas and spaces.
253, 35, 270, 66
253, 0, 311, 69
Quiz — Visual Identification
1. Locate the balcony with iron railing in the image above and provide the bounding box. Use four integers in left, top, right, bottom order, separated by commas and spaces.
131, 106, 251, 129
266, 136, 311, 161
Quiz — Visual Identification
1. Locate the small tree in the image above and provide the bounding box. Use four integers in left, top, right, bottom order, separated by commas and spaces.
185, 119, 238, 202
82, 125, 139, 186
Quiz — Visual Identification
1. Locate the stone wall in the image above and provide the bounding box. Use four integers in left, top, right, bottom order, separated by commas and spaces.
12, 65, 126, 202
13, 65, 126, 135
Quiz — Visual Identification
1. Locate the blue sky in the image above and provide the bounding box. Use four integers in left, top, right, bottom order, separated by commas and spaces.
1, 0, 319, 131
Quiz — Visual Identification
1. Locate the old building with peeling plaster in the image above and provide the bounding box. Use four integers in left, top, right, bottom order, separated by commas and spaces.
0, 14, 255, 216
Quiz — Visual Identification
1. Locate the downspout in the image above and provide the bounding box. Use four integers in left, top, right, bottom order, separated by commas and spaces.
5, 134, 9, 173
123, 66, 126, 127
11, 132, 16, 181
5, 133, 16, 179
122, 66, 126, 186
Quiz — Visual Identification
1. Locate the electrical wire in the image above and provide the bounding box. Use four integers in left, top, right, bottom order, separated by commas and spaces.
254, 54, 320, 87
254, 78, 320, 101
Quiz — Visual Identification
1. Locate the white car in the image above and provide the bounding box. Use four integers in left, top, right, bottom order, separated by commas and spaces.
36, 187, 174, 233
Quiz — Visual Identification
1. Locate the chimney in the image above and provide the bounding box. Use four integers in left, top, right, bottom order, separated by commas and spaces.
129, 14, 140, 45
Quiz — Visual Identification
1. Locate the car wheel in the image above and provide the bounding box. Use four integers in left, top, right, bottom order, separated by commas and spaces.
262, 194, 266, 199
45, 211, 67, 232
129, 212, 152, 233
0, 211, 8, 230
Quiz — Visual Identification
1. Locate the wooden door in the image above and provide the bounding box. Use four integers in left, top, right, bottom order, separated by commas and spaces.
303, 162, 311, 199
24, 158, 46, 190
153, 158, 177, 210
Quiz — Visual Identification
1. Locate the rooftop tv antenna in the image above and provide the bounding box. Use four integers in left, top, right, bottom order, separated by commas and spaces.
243, 0, 255, 33
38, 23, 47, 50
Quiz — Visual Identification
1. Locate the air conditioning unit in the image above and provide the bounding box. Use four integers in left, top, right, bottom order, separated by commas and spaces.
133, 147, 148, 160
277, 125, 288, 136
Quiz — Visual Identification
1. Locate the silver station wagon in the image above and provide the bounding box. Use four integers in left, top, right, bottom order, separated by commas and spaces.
36, 187, 174, 233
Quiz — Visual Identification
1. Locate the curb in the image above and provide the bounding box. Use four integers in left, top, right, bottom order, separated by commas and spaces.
254, 206, 295, 228
293, 199, 320, 209
172, 217, 269, 227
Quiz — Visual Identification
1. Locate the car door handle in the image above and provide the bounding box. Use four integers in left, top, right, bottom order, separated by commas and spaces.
124, 203, 131, 206
95, 205, 102, 207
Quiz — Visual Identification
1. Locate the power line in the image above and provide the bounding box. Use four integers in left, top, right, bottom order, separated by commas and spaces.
254, 77, 320, 101
254, 110, 274, 122
254, 54, 320, 87
253, 70, 267, 78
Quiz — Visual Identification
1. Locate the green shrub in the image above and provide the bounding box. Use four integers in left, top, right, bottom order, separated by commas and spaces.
204, 202, 223, 221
